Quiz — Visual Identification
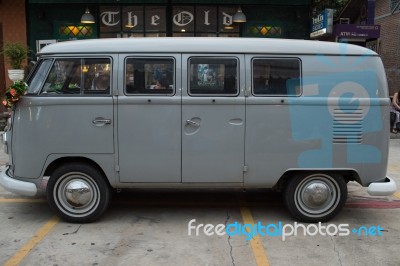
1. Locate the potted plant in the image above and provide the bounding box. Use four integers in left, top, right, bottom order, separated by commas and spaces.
1, 42, 29, 82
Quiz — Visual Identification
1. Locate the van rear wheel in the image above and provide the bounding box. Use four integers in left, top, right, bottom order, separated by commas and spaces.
47, 163, 111, 223
283, 173, 347, 223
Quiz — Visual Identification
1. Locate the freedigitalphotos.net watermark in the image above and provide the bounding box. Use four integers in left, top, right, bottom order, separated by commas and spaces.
188, 219, 384, 241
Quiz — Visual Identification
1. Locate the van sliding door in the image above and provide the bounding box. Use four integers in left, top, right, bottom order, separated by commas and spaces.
117, 54, 181, 183
181, 54, 245, 183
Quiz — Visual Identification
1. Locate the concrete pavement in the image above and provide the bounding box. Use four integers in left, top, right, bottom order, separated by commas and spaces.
0, 144, 8, 166
0, 140, 399, 266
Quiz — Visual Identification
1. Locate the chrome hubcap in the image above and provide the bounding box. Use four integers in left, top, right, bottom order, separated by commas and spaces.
302, 182, 330, 207
295, 174, 340, 217
65, 180, 92, 207
54, 172, 100, 217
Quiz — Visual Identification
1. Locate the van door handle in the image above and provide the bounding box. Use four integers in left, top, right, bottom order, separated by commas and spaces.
186, 119, 200, 127
92, 118, 112, 126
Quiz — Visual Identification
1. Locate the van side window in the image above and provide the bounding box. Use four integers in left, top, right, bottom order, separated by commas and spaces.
125, 58, 174, 95
41, 58, 111, 95
189, 57, 238, 95
252, 58, 301, 96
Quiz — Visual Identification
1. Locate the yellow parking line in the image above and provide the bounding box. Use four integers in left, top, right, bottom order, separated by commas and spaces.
0, 198, 46, 203
240, 207, 270, 266
5, 216, 60, 266
394, 192, 400, 199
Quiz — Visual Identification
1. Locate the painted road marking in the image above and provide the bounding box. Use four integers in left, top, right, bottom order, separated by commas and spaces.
394, 192, 400, 199
5, 216, 60, 266
388, 164, 400, 171
240, 207, 270, 266
346, 200, 400, 208
0, 198, 46, 203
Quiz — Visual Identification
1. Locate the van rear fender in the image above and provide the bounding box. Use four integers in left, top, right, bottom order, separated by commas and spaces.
274, 169, 361, 192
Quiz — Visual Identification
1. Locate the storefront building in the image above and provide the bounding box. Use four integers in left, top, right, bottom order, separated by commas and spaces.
333, 0, 380, 47
27, 1, 310, 50
310, 0, 399, 96
375, 0, 400, 95
0, 0, 311, 89
0, 0, 28, 90
310, 0, 381, 48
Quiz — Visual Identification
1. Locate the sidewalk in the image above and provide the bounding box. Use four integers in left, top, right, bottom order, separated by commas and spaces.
0, 144, 8, 166
390, 132, 400, 139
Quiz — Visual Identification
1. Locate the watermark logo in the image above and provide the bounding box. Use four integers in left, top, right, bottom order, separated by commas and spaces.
288, 43, 383, 168
188, 219, 384, 241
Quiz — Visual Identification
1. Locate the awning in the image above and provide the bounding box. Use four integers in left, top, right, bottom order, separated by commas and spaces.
28, 0, 309, 4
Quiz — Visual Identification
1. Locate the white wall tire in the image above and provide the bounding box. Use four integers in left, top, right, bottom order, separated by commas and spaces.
47, 163, 111, 223
284, 173, 347, 222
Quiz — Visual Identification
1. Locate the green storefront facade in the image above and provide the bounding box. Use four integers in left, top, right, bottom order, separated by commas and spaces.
27, 0, 311, 52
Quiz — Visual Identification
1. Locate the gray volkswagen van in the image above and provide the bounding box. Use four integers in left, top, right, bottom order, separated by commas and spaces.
0, 38, 396, 223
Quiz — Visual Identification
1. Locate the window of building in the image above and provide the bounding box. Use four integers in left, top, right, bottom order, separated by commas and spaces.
57, 24, 96, 40
252, 58, 301, 96
390, 0, 400, 13
125, 58, 174, 95
246, 25, 283, 38
188, 57, 238, 96
40, 58, 111, 95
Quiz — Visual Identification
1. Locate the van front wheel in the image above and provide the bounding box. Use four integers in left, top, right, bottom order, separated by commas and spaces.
47, 163, 111, 223
284, 173, 347, 223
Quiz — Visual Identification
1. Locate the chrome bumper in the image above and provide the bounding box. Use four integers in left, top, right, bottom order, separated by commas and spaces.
367, 177, 397, 196
0, 166, 37, 196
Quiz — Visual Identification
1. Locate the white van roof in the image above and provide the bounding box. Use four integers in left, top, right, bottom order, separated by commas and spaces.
39, 37, 377, 56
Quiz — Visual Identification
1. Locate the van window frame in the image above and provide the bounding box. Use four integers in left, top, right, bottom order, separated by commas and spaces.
251, 57, 302, 97
32, 56, 113, 97
124, 56, 176, 96
26, 58, 54, 95
187, 56, 240, 97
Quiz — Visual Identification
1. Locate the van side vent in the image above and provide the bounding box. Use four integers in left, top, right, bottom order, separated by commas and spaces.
333, 109, 363, 144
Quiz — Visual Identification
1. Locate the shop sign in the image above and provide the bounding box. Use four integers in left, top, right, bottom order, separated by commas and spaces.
99, 6, 236, 33
310, 9, 333, 38
333, 24, 380, 39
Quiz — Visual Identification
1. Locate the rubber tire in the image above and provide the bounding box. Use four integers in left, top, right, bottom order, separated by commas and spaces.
47, 163, 111, 223
283, 172, 347, 223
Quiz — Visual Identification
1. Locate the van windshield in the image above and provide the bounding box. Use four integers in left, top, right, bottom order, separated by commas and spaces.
27, 59, 53, 94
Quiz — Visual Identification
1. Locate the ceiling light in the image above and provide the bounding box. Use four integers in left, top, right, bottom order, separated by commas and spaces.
81, 7, 95, 24
233, 6, 246, 23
